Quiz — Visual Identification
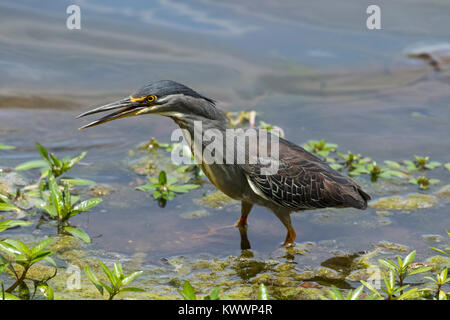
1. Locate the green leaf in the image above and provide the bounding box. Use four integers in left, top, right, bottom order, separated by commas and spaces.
0, 202, 21, 212
64, 227, 91, 243
170, 184, 200, 193
428, 246, 450, 257
15, 160, 49, 171
60, 178, 96, 186
350, 285, 364, 300
179, 281, 196, 300
384, 160, 402, 169
113, 263, 123, 280
136, 184, 157, 192
98, 260, 117, 288
425, 161, 441, 169
158, 171, 167, 185
257, 283, 269, 300
72, 198, 102, 213
48, 175, 64, 218
84, 265, 104, 296
35, 143, 52, 165
30, 250, 54, 264
205, 287, 220, 300
50, 153, 62, 169
0, 241, 23, 256
121, 271, 143, 286
0, 144, 15, 150
36, 283, 54, 300
378, 259, 398, 271
30, 238, 54, 257
445, 163, 450, 172
0, 220, 32, 233
396, 288, 418, 300
408, 266, 432, 275
66, 152, 87, 170
1, 292, 20, 300
2, 239, 31, 257
403, 251, 416, 267
360, 280, 382, 297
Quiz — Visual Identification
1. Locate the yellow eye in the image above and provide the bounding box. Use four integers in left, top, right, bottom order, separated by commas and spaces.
145, 95, 156, 103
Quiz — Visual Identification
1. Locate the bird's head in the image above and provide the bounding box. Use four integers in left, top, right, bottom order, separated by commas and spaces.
77, 80, 224, 129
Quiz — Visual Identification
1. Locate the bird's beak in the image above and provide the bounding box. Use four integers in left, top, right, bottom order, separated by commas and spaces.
76, 97, 145, 129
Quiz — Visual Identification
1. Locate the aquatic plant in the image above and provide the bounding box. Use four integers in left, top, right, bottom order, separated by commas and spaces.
361, 270, 419, 300
85, 260, 144, 300
327, 285, 369, 300
428, 230, 450, 258
15, 143, 87, 180
257, 283, 269, 300
136, 170, 199, 207
409, 176, 440, 190
138, 137, 171, 152
445, 163, 450, 172
0, 237, 56, 299
37, 174, 101, 243
178, 281, 223, 300
424, 268, 449, 300
226, 111, 256, 128
0, 220, 32, 232
404, 156, 441, 171
377, 251, 431, 289
258, 121, 285, 137
0, 199, 21, 213
302, 139, 338, 157
0, 144, 15, 151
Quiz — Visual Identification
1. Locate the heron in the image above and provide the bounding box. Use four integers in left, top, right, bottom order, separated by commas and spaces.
77, 80, 370, 249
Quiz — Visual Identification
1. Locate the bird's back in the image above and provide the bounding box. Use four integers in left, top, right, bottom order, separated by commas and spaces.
240, 136, 371, 211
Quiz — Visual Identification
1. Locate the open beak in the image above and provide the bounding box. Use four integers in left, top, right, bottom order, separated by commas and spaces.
76, 97, 145, 129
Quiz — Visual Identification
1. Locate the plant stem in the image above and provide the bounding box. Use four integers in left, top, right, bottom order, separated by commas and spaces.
6, 265, 29, 293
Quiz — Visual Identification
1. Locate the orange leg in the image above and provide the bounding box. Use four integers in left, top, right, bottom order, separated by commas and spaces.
235, 201, 253, 229
237, 201, 253, 250
283, 225, 296, 247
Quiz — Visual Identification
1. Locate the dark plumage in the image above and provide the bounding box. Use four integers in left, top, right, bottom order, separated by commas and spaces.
77, 80, 371, 248
242, 137, 370, 211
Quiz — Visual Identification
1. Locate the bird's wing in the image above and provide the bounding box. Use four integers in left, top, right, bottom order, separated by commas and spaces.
240, 137, 370, 210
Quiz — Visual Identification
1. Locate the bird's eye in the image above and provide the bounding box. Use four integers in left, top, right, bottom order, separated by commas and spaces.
145, 95, 157, 103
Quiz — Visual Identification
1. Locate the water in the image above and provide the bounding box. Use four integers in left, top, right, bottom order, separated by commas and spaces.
1, 0, 449, 298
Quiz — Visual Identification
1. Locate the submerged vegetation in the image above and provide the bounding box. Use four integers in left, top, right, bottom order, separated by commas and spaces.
0, 110, 449, 300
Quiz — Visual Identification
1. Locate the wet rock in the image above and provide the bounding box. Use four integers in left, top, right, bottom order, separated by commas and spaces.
180, 210, 210, 219
313, 267, 344, 280
434, 185, 450, 199
376, 210, 392, 217
272, 286, 324, 300
405, 43, 450, 71
421, 234, 444, 243
369, 193, 438, 210
425, 255, 450, 271
374, 241, 409, 252
346, 269, 370, 282
88, 184, 114, 197
195, 191, 238, 208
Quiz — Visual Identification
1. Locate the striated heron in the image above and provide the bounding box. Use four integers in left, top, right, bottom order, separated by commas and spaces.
77, 80, 370, 249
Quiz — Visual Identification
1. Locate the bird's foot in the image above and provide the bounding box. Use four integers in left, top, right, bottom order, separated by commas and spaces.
282, 241, 295, 248
234, 217, 248, 229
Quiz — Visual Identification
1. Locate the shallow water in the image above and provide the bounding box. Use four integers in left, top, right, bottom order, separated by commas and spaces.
1, 0, 450, 298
